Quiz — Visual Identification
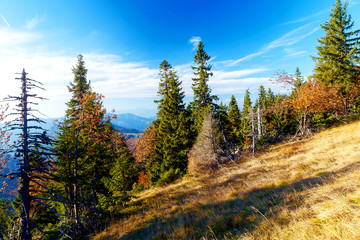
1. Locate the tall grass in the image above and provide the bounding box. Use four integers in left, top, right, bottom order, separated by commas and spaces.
94, 121, 360, 240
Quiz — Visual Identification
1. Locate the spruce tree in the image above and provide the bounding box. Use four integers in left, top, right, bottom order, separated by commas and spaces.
294, 67, 304, 88
241, 89, 253, 148
227, 95, 242, 146
242, 89, 252, 117
67, 54, 91, 110
312, 0, 360, 111
54, 55, 134, 235
150, 60, 191, 185
55, 55, 93, 227
190, 41, 218, 134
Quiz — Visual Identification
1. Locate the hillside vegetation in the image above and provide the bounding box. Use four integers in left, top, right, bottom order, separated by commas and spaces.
94, 120, 360, 240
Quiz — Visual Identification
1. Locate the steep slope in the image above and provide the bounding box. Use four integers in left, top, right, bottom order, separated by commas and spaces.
94, 121, 360, 240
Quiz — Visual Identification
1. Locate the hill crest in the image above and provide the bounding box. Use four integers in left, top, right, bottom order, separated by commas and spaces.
94, 121, 360, 240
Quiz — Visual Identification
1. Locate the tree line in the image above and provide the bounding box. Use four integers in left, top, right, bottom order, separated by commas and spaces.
0, 0, 359, 239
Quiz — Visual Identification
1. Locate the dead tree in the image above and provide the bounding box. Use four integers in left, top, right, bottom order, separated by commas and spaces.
257, 102, 264, 138
2, 69, 71, 239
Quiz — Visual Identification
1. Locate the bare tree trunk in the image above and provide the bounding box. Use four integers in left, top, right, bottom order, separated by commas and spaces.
74, 128, 80, 225
92, 164, 98, 213
251, 108, 256, 155
19, 69, 32, 240
257, 103, 263, 138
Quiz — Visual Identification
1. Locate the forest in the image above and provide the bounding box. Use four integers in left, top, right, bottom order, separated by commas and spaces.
1, 0, 360, 239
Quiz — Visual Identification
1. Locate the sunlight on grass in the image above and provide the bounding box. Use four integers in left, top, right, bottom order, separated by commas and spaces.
93, 121, 360, 240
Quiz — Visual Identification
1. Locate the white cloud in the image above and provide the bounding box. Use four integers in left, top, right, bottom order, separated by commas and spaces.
266, 23, 319, 49
0, 27, 40, 48
217, 23, 319, 68
0, 26, 286, 118
281, 10, 328, 25
218, 51, 265, 67
284, 48, 307, 57
1, 15, 10, 27
25, 15, 41, 30
189, 36, 201, 50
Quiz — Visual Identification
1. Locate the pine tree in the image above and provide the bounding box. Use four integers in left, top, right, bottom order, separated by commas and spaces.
150, 60, 191, 185
190, 41, 218, 134
312, 0, 360, 111
227, 95, 242, 146
242, 89, 252, 117
55, 55, 93, 228
241, 89, 253, 149
54, 55, 134, 235
67, 54, 91, 110
102, 131, 137, 211
294, 67, 304, 88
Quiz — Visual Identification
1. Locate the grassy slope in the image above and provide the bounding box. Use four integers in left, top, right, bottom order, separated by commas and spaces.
94, 121, 360, 240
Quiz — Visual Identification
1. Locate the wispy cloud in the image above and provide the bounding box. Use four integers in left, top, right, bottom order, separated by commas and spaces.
284, 48, 307, 57
25, 15, 41, 30
281, 10, 328, 25
218, 51, 265, 67
0, 27, 40, 48
266, 23, 319, 49
220, 23, 319, 68
0, 25, 287, 118
348, 0, 360, 6
189, 36, 201, 50
1, 15, 10, 27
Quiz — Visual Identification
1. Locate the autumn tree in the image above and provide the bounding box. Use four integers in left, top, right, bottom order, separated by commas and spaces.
190, 41, 218, 134
272, 70, 344, 136
287, 78, 344, 136
134, 123, 157, 187
149, 60, 192, 185
312, 0, 360, 111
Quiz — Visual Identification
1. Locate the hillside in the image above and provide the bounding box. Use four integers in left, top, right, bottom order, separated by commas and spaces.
94, 121, 360, 240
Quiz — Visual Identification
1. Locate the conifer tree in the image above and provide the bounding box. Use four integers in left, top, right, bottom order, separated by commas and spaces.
67, 54, 91, 110
294, 67, 304, 88
227, 95, 242, 146
55, 55, 93, 228
54, 55, 135, 235
241, 89, 253, 149
150, 60, 191, 184
312, 0, 360, 111
242, 89, 252, 117
190, 41, 218, 134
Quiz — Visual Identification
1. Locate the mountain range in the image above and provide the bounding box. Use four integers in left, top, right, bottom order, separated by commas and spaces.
42, 113, 154, 136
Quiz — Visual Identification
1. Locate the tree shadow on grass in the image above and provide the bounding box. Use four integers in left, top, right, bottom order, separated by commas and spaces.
116, 161, 360, 240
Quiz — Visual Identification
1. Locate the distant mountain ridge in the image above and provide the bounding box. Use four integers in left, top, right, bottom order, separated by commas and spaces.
1, 113, 154, 140
111, 113, 155, 131
43, 113, 154, 135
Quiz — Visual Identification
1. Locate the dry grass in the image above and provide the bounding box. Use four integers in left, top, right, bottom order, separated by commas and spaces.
93, 121, 360, 240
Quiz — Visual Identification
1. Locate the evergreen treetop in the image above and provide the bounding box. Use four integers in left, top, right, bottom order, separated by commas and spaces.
190, 41, 218, 133
312, 0, 360, 93
67, 54, 91, 110
242, 89, 252, 117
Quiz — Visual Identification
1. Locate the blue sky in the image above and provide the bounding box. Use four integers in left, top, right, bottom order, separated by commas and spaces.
0, 0, 359, 117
